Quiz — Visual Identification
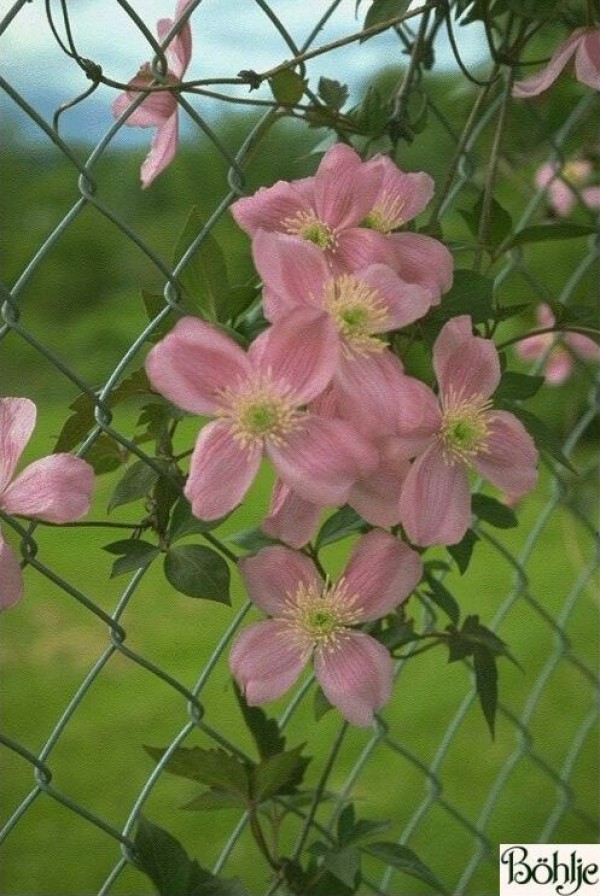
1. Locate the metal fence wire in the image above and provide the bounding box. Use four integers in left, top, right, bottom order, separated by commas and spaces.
1, 1, 599, 894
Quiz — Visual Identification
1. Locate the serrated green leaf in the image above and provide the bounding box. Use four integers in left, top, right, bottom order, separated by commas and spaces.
473, 646, 497, 738
269, 69, 306, 105
508, 223, 598, 248
318, 77, 349, 111
108, 459, 159, 513
447, 529, 479, 575
493, 371, 544, 402
163, 545, 231, 603
173, 207, 230, 322
233, 683, 286, 760
134, 816, 249, 896
322, 846, 361, 888
251, 745, 310, 803
423, 573, 460, 625
144, 745, 250, 801
168, 497, 228, 542
181, 790, 249, 812
315, 506, 369, 550
361, 841, 445, 892
103, 539, 160, 577
461, 194, 513, 251
348, 85, 390, 136
471, 493, 518, 529
337, 804, 390, 846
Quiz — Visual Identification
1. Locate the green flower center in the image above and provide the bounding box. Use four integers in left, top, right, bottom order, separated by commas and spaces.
282, 578, 363, 651
283, 209, 337, 250
323, 275, 389, 358
216, 375, 301, 449
440, 391, 492, 464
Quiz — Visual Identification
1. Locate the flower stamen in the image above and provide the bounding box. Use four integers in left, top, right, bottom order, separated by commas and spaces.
281, 577, 363, 652
362, 190, 407, 233
324, 275, 389, 358
216, 373, 302, 449
283, 209, 337, 250
440, 388, 493, 464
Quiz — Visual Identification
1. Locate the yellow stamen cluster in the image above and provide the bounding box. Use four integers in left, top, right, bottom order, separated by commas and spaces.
283, 209, 337, 250
281, 578, 363, 652
216, 373, 301, 449
362, 190, 406, 233
324, 275, 389, 358
440, 389, 493, 464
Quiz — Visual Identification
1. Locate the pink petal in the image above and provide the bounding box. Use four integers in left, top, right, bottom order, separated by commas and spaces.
230, 181, 311, 238
582, 186, 600, 209
333, 228, 392, 272
0, 530, 24, 611
359, 263, 433, 330
229, 619, 309, 704
314, 143, 382, 230
261, 480, 322, 549
1, 455, 93, 523
238, 544, 321, 615
0, 397, 36, 494
249, 308, 339, 405
252, 230, 329, 321
343, 529, 423, 621
544, 349, 573, 384
566, 331, 600, 361
383, 374, 442, 457
158, 17, 192, 79
384, 232, 453, 301
145, 317, 252, 415
314, 631, 393, 726
515, 331, 553, 362
367, 155, 434, 227
331, 350, 409, 440
140, 113, 179, 188
399, 443, 472, 546
575, 29, 600, 90
184, 420, 262, 520
113, 89, 174, 128
473, 410, 538, 498
512, 29, 584, 98
348, 442, 408, 528
434, 316, 501, 403
268, 416, 377, 506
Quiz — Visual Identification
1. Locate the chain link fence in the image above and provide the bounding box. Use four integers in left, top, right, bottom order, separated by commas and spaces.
1, 1, 599, 894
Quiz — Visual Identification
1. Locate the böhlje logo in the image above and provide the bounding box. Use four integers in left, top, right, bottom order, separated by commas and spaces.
499, 844, 600, 896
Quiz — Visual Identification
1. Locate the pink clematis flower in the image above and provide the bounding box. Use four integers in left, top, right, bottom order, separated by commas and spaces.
230, 530, 423, 726
395, 316, 538, 546
145, 314, 377, 520
230, 143, 451, 286
513, 26, 600, 98
253, 231, 437, 381
535, 160, 600, 217
516, 304, 600, 385
112, 0, 193, 188
0, 398, 94, 611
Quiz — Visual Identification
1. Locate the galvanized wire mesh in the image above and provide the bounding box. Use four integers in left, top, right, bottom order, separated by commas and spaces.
1, 2, 599, 895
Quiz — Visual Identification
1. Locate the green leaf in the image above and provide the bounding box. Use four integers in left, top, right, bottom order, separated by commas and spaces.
269, 69, 306, 105
337, 804, 390, 846
508, 222, 598, 247
168, 497, 228, 542
493, 371, 544, 402
108, 460, 159, 513
163, 545, 231, 603
227, 527, 279, 553
504, 406, 576, 473
313, 845, 361, 888
362, 0, 410, 37
173, 207, 230, 322
251, 745, 310, 802
315, 506, 369, 550
233, 683, 286, 760
447, 529, 479, 575
473, 645, 498, 738
103, 539, 160, 577
425, 269, 494, 330
461, 194, 513, 251
422, 573, 460, 625
347, 85, 390, 136
144, 745, 250, 805
54, 397, 96, 453
83, 434, 125, 474
318, 77, 349, 111
134, 816, 249, 896
361, 841, 445, 893
471, 493, 518, 529
314, 686, 334, 721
